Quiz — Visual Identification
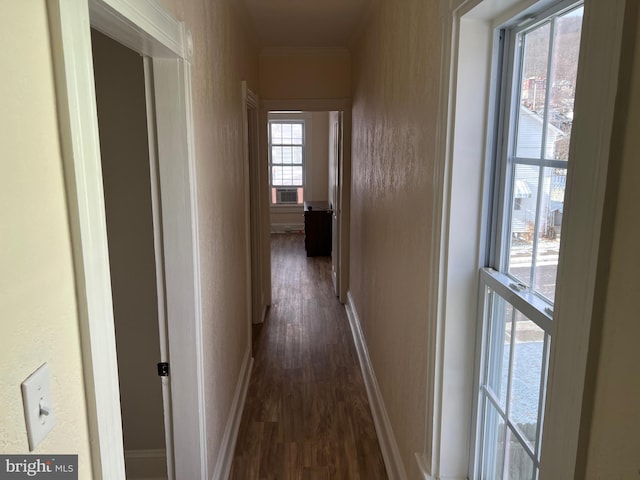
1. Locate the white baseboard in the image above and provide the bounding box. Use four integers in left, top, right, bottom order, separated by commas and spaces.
415, 452, 435, 479
345, 292, 408, 480
415, 451, 467, 480
252, 304, 268, 325
270, 223, 304, 233
211, 346, 253, 480
125, 449, 167, 479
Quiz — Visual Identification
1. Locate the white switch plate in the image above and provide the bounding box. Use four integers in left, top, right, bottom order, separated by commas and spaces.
21, 363, 56, 450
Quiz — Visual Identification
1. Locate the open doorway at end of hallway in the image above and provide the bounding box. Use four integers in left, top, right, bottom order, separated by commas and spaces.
265, 110, 343, 297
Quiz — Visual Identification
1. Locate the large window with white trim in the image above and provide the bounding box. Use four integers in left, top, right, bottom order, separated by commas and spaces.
473, 2, 583, 478
269, 120, 305, 205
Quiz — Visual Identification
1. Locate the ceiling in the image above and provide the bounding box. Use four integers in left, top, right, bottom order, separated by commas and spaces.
241, 0, 372, 48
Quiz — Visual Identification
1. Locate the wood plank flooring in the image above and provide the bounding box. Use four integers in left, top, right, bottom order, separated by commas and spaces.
230, 233, 387, 479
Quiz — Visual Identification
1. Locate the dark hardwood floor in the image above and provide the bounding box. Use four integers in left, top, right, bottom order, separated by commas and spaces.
230, 233, 387, 479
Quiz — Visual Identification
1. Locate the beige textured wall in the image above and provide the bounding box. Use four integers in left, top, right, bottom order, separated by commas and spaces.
156, 0, 259, 471
91, 30, 166, 457
349, 0, 441, 476
0, 1, 93, 475
584, 4, 640, 478
259, 48, 350, 99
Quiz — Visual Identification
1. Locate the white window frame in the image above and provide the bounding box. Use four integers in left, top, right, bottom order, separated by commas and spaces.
268, 119, 305, 205
472, 2, 584, 478
421, 0, 628, 478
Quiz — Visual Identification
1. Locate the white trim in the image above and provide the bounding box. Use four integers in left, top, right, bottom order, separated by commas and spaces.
210, 348, 254, 480
144, 56, 175, 480
242, 81, 255, 338
270, 205, 304, 212
415, 453, 436, 479
49, 1, 207, 478
181, 57, 209, 480
261, 98, 351, 111
428, 1, 544, 478
270, 223, 305, 234
345, 293, 407, 480
243, 83, 265, 326
425, 4, 464, 477
152, 57, 208, 479
89, 0, 184, 58
47, 2, 125, 476
415, 454, 466, 480
540, 0, 627, 477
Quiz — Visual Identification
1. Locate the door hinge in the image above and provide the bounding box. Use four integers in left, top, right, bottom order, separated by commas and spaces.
157, 362, 170, 377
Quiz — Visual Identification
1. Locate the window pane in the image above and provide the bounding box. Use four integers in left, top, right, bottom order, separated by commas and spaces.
505, 429, 535, 480
271, 146, 282, 163
508, 164, 540, 286
516, 23, 551, 159
545, 7, 583, 160
272, 166, 282, 186
271, 123, 282, 144
271, 166, 302, 186
282, 146, 293, 164
486, 290, 513, 409
292, 123, 303, 143
481, 401, 506, 480
272, 146, 303, 165
508, 310, 545, 447
271, 122, 304, 145
533, 167, 565, 301
292, 166, 303, 185
282, 123, 292, 144
293, 146, 302, 164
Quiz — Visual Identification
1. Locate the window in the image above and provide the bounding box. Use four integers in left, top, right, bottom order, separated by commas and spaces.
269, 120, 304, 204
473, 2, 583, 479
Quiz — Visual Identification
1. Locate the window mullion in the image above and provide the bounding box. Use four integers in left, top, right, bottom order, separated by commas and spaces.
504, 304, 516, 421
534, 334, 551, 458
538, 18, 556, 160
529, 167, 545, 288
530, 17, 557, 290
512, 157, 566, 169
481, 269, 553, 333
498, 31, 523, 272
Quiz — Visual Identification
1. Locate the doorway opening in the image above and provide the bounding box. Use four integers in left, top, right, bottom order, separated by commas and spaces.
267, 110, 340, 293
256, 100, 351, 308
91, 29, 172, 479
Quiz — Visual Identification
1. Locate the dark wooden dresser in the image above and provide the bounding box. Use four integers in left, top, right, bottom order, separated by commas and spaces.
304, 201, 332, 256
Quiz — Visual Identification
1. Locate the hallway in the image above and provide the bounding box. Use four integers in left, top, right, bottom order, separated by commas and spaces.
230, 234, 387, 479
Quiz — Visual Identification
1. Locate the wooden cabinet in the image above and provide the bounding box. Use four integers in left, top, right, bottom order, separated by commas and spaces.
304, 201, 332, 257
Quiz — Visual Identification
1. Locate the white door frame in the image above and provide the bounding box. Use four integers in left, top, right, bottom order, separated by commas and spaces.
329, 113, 342, 297
242, 82, 266, 327
47, 1, 207, 478
143, 56, 175, 479
260, 98, 352, 304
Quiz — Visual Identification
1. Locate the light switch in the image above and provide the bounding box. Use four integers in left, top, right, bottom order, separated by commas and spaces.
21, 363, 56, 450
